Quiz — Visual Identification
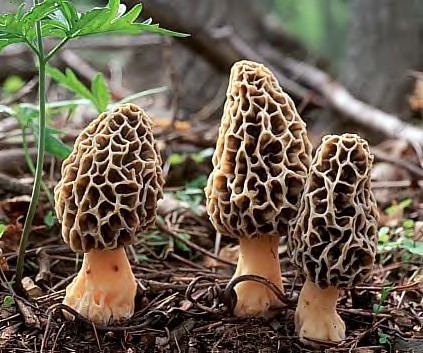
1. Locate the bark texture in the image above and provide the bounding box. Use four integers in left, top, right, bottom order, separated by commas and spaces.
343, 0, 423, 116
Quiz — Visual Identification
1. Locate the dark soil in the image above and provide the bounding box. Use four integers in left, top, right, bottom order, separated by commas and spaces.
0, 202, 422, 353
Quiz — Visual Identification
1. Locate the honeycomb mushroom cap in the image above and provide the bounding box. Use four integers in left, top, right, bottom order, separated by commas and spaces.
54, 104, 164, 252
205, 60, 312, 238
289, 133, 379, 288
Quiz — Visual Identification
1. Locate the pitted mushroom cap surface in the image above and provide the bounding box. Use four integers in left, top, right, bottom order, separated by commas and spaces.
205, 60, 312, 238
289, 133, 379, 288
54, 104, 164, 253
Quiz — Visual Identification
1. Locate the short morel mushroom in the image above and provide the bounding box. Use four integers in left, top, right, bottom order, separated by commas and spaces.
289, 133, 379, 345
54, 104, 164, 324
205, 60, 312, 316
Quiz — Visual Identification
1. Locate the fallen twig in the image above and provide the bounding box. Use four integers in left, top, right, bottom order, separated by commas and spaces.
371, 147, 423, 179
279, 57, 423, 145
156, 220, 236, 267
0, 172, 33, 195
35, 249, 51, 284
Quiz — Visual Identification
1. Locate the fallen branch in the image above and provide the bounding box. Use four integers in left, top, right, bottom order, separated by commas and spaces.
0, 172, 33, 195
279, 58, 423, 145
371, 148, 423, 179
0, 148, 52, 174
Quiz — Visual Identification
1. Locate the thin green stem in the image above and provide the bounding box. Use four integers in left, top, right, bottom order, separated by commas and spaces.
21, 127, 54, 206
45, 37, 69, 62
15, 0, 47, 287
21, 127, 36, 174
23, 38, 40, 57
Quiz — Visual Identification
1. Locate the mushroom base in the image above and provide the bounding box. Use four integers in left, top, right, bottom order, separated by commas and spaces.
232, 235, 284, 317
295, 278, 346, 346
63, 247, 137, 325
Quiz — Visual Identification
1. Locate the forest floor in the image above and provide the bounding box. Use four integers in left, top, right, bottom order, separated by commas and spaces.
0, 110, 422, 353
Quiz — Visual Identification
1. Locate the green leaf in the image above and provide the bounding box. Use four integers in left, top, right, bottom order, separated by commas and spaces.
0, 10, 26, 50
398, 198, 412, 209
378, 226, 390, 243
47, 66, 110, 113
0, 1, 61, 48
0, 223, 6, 238
44, 128, 72, 159
373, 303, 383, 314
3, 295, 15, 307
168, 153, 185, 166
402, 219, 414, 229
30, 120, 72, 159
3, 75, 25, 95
401, 251, 411, 262
0, 104, 16, 116
186, 175, 208, 189
137, 254, 149, 262
378, 331, 391, 346
21, 0, 61, 35
47, 0, 79, 33
15, 105, 39, 127
43, 210, 55, 227
384, 205, 398, 216
402, 238, 423, 256
380, 286, 393, 302
91, 74, 110, 112
67, 0, 187, 38
175, 233, 191, 252
46, 66, 94, 101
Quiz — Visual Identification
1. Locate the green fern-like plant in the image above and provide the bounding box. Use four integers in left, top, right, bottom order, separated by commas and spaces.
0, 0, 186, 287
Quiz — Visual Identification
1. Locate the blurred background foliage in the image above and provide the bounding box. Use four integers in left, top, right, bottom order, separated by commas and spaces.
274, 0, 348, 70
2, 0, 349, 70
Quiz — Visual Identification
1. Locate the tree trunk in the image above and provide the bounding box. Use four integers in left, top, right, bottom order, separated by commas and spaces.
343, 0, 423, 116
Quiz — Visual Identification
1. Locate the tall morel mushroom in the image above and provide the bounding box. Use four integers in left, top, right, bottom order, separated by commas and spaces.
54, 104, 164, 325
289, 133, 379, 345
205, 60, 312, 316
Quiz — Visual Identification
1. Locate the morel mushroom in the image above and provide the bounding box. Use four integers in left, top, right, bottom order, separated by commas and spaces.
289, 133, 379, 345
205, 60, 312, 316
54, 104, 164, 325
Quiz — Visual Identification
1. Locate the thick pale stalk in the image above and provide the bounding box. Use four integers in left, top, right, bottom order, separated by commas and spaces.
295, 278, 346, 345
63, 247, 137, 325
232, 234, 283, 317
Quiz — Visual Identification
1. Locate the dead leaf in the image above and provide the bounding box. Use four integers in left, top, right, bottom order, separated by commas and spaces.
371, 162, 409, 182
157, 194, 190, 215
0, 195, 31, 223
414, 221, 423, 241
15, 298, 40, 328
0, 248, 8, 270
0, 324, 19, 348
409, 72, 423, 111
21, 277, 43, 299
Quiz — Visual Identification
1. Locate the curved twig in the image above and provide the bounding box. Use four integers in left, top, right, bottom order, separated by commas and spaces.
185, 276, 225, 314
222, 274, 296, 314
49, 303, 168, 332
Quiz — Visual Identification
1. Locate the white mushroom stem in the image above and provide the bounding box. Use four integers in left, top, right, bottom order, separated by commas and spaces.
295, 278, 346, 346
63, 247, 137, 325
232, 234, 283, 317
